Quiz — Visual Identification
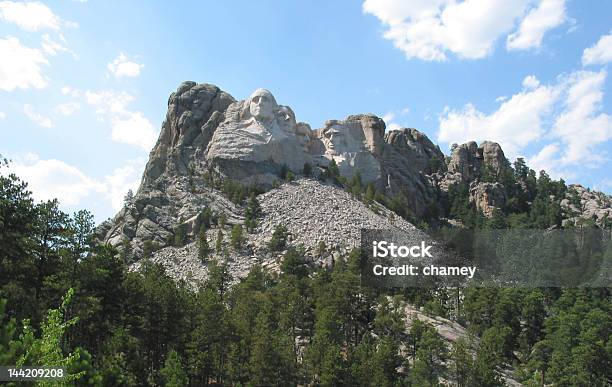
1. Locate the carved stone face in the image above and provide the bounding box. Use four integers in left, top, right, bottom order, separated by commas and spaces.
248, 88, 277, 122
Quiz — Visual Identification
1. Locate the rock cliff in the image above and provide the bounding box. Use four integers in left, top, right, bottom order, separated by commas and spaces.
97, 80, 612, 266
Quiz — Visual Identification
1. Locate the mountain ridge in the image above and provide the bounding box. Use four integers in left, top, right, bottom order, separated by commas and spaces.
97, 81, 612, 264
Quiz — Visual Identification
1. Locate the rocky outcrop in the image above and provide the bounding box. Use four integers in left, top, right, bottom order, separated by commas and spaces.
469, 182, 507, 217
561, 184, 612, 228
435, 140, 510, 217
143, 82, 235, 185
384, 128, 445, 175
98, 80, 611, 258
446, 140, 508, 183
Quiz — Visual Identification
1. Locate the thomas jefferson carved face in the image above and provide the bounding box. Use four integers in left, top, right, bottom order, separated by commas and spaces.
248, 88, 277, 122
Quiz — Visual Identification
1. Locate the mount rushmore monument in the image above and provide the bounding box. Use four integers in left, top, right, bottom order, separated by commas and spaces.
97, 81, 612, 263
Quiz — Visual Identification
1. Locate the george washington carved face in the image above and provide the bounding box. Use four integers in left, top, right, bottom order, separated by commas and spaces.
248, 88, 277, 123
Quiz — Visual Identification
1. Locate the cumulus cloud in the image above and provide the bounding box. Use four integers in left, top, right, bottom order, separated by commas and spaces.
0, 1, 60, 31
10, 154, 104, 207
522, 74, 540, 89
0, 37, 49, 91
110, 112, 157, 151
526, 143, 571, 179
552, 70, 612, 164
24, 104, 54, 128
438, 70, 612, 170
506, 0, 566, 50
363, 0, 567, 61
85, 89, 157, 150
107, 53, 144, 78
102, 158, 145, 211
438, 78, 558, 157
582, 33, 612, 66
6, 154, 145, 215
0, 112, 5, 119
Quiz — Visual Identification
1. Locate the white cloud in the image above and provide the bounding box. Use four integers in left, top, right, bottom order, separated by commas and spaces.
526, 143, 572, 179
506, 0, 566, 50
24, 104, 54, 128
85, 90, 134, 116
0, 37, 49, 91
0, 112, 5, 119
41, 33, 74, 57
582, 33, 612, 66
10, 155, 104, 207
522, 74, 540, 89
107, 53, 144, 78
438, 82, 558, 157
363, 0, 566, 61
103, 158, 145, 211
552, 70, 612, 164
61, 85, 80, 97
438, 69, 612, 169
110, 112, 157, 151
55, 102, 80, 116
85, 89, 157, 150
383, 115, 401, 131
0, 1, 60, 31
6, 154, 145, 214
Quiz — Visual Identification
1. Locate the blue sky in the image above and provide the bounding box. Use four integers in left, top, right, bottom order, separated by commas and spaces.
1, 0, 611, 223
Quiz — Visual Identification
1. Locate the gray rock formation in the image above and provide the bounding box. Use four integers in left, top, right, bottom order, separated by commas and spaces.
446, 140, 508, 183
561, 184, 612, 227
206, 88, 314, 185
436, 140, 510, 217
469, 181, 507, 217
314, 114, 384, 182
98, 82, 448, 254
98, 80, 611, 259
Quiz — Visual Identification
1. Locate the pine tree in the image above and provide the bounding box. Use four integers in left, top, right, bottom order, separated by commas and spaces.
268, 224, 288, 251
410, 325, 446, 385
160, 350, 188, 387
285, 170, 295, 182
326, 159, 340, 182
451, 338, 473, 387
216, 230, 223, 253
173, 224, 186, 247
198, 226, 210, 263
472, 326, 507, 386
230, 224, 244, 249
245, 193, 261, 232
364, 183, 376, 204
123, 189, 134, 207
